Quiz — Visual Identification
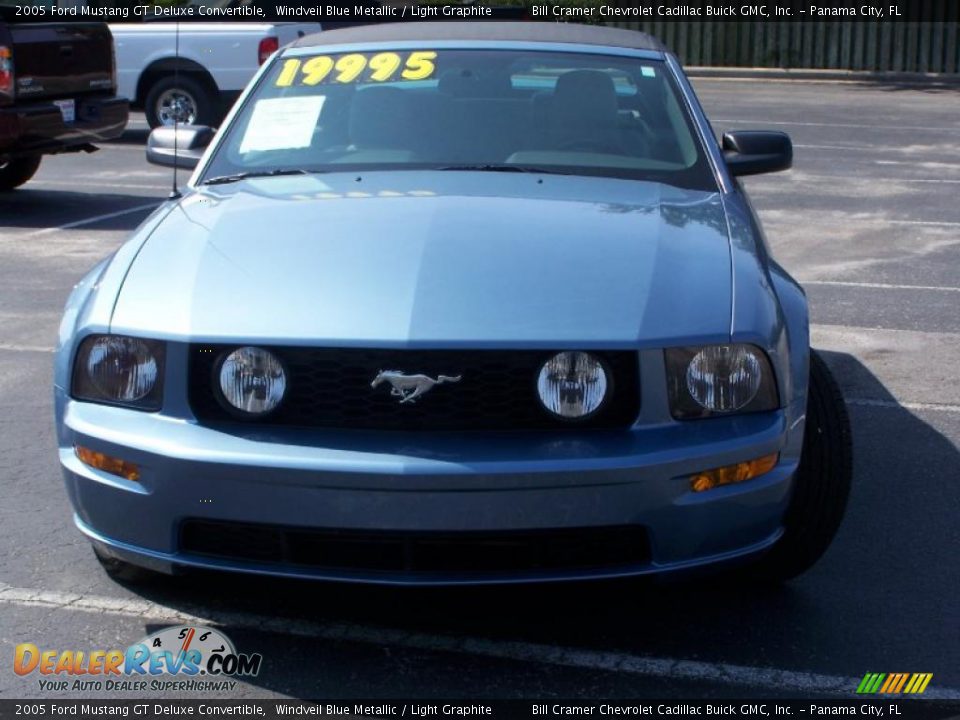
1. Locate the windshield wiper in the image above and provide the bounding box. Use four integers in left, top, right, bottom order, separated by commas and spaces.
201, 168, 316, 185
436, 164, 572, 175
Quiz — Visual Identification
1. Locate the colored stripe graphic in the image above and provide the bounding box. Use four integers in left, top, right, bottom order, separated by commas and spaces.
856, 673, 886, 694
907, 674, 934, 694
893, 674, 910, 693
858, 673, 933, 694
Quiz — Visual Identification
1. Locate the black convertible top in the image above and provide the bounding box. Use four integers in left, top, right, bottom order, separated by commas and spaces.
293, 22, 666, 53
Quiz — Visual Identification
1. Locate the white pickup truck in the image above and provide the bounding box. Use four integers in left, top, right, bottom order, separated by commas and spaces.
110, 22, 321, 128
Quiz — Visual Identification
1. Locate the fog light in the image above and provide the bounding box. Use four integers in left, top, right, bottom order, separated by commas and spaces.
536, 351, 608, 419
75, 445, 140, 482
690, 453, 778, 493
218, 346, 286, 415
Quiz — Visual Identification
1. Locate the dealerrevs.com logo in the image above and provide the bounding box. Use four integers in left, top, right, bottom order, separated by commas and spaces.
14, 626, 262, 692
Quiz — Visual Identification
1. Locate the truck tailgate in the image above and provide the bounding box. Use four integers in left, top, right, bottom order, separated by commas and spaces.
10, 23, 114, 101
272, 23, 322, 47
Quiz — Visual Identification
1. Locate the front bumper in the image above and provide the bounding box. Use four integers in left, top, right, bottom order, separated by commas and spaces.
58, 395, 803, 585
0, 96, 128, 159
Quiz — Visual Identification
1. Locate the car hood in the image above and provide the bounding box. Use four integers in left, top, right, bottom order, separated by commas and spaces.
111, 172, 732, 346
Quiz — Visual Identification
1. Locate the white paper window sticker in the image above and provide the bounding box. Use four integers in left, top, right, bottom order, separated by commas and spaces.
641, 66, 656, 78
239, 96, 326, 153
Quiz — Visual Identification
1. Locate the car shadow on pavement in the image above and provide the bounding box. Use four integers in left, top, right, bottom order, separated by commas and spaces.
117, 349, 960, 697
0, 189, 162, 232
110, 128, 152, 146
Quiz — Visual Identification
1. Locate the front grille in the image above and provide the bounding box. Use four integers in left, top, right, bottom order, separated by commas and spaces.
189, 346, 640, 431
180, 519, 651, 576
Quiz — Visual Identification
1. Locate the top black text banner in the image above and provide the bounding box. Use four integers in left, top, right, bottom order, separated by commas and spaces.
3, 0, 959, 24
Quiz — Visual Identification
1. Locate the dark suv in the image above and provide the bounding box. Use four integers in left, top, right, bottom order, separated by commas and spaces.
0, 13, 128, 190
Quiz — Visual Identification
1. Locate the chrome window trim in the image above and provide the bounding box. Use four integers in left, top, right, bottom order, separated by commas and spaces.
664, 53, 733, 194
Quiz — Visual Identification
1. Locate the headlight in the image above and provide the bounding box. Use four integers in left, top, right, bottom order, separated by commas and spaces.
666, 344, 778, 419
72, 335, 164, 410
536, 351, 609, 419
218, 346, 286, 415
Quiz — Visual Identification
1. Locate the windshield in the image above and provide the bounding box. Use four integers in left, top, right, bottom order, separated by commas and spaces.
200, 48, 715, 190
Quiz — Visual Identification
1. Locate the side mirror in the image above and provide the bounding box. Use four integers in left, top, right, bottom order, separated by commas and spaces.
722, 131, 792, 177
146, 125, 215, 170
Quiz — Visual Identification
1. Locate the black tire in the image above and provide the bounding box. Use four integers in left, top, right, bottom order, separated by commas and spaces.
144, 75, 218, 129
0, 155, 42, 191
93, 544, 160, 585
753, 350, 853, 581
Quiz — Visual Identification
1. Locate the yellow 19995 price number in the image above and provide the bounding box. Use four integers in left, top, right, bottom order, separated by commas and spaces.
274, 51, 438, 87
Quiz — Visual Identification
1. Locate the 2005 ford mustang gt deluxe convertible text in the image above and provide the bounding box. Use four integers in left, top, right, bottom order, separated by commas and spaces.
54, 23, 852, 585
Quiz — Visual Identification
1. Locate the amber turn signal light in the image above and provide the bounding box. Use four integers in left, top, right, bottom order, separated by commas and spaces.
75, 445, 140, 482
690, 453, 778, 493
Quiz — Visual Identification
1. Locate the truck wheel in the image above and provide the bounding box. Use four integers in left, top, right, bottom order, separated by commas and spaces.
753, 350, 853, 580
145, 75, 217, 128
93, 544, 160, 585
0, 156, 42, 191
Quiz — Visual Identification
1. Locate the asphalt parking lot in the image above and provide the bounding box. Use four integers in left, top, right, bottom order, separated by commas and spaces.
0, 79, 957, 701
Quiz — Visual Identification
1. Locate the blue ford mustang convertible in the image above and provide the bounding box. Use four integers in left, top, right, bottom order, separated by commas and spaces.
54, 23, 852, 585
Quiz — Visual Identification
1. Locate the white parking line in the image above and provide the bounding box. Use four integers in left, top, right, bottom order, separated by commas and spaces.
801, 280, 960, 293
792, 144, 875, 151
875, 159, 960, 168
0, 584, 956, 698
866, 178, 960, 184
750, 173, 960, 186
753, 214, 960, 228
0, 343, 54, 353
714, 118, 960, 133
801, 175, 960, 185
887, 219, 960, 227
27, 180, 169, 191
25, 202, 161, 238
791, 145, 960, 170
846, 398, 960, 413
95, 143, 149, 151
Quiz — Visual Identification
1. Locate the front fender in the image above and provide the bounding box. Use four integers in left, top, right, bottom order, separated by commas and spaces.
55, 255, 114, 393
723, 190, 809, 459
768, 260, 810, 417
53, 202, 178, 431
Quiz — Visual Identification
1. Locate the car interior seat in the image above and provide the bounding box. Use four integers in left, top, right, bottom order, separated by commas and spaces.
546, 70, 624, 155
346, 86, 418, 161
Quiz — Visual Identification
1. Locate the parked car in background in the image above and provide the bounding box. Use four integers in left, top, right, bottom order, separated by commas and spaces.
0, 14, 128, 190
110, 21, 321, 128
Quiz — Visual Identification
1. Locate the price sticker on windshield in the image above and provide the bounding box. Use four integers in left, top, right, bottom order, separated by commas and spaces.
274, 51, 438, 87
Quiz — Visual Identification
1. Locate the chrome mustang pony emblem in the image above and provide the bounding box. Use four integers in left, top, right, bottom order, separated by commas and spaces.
370, 370, 462, 404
